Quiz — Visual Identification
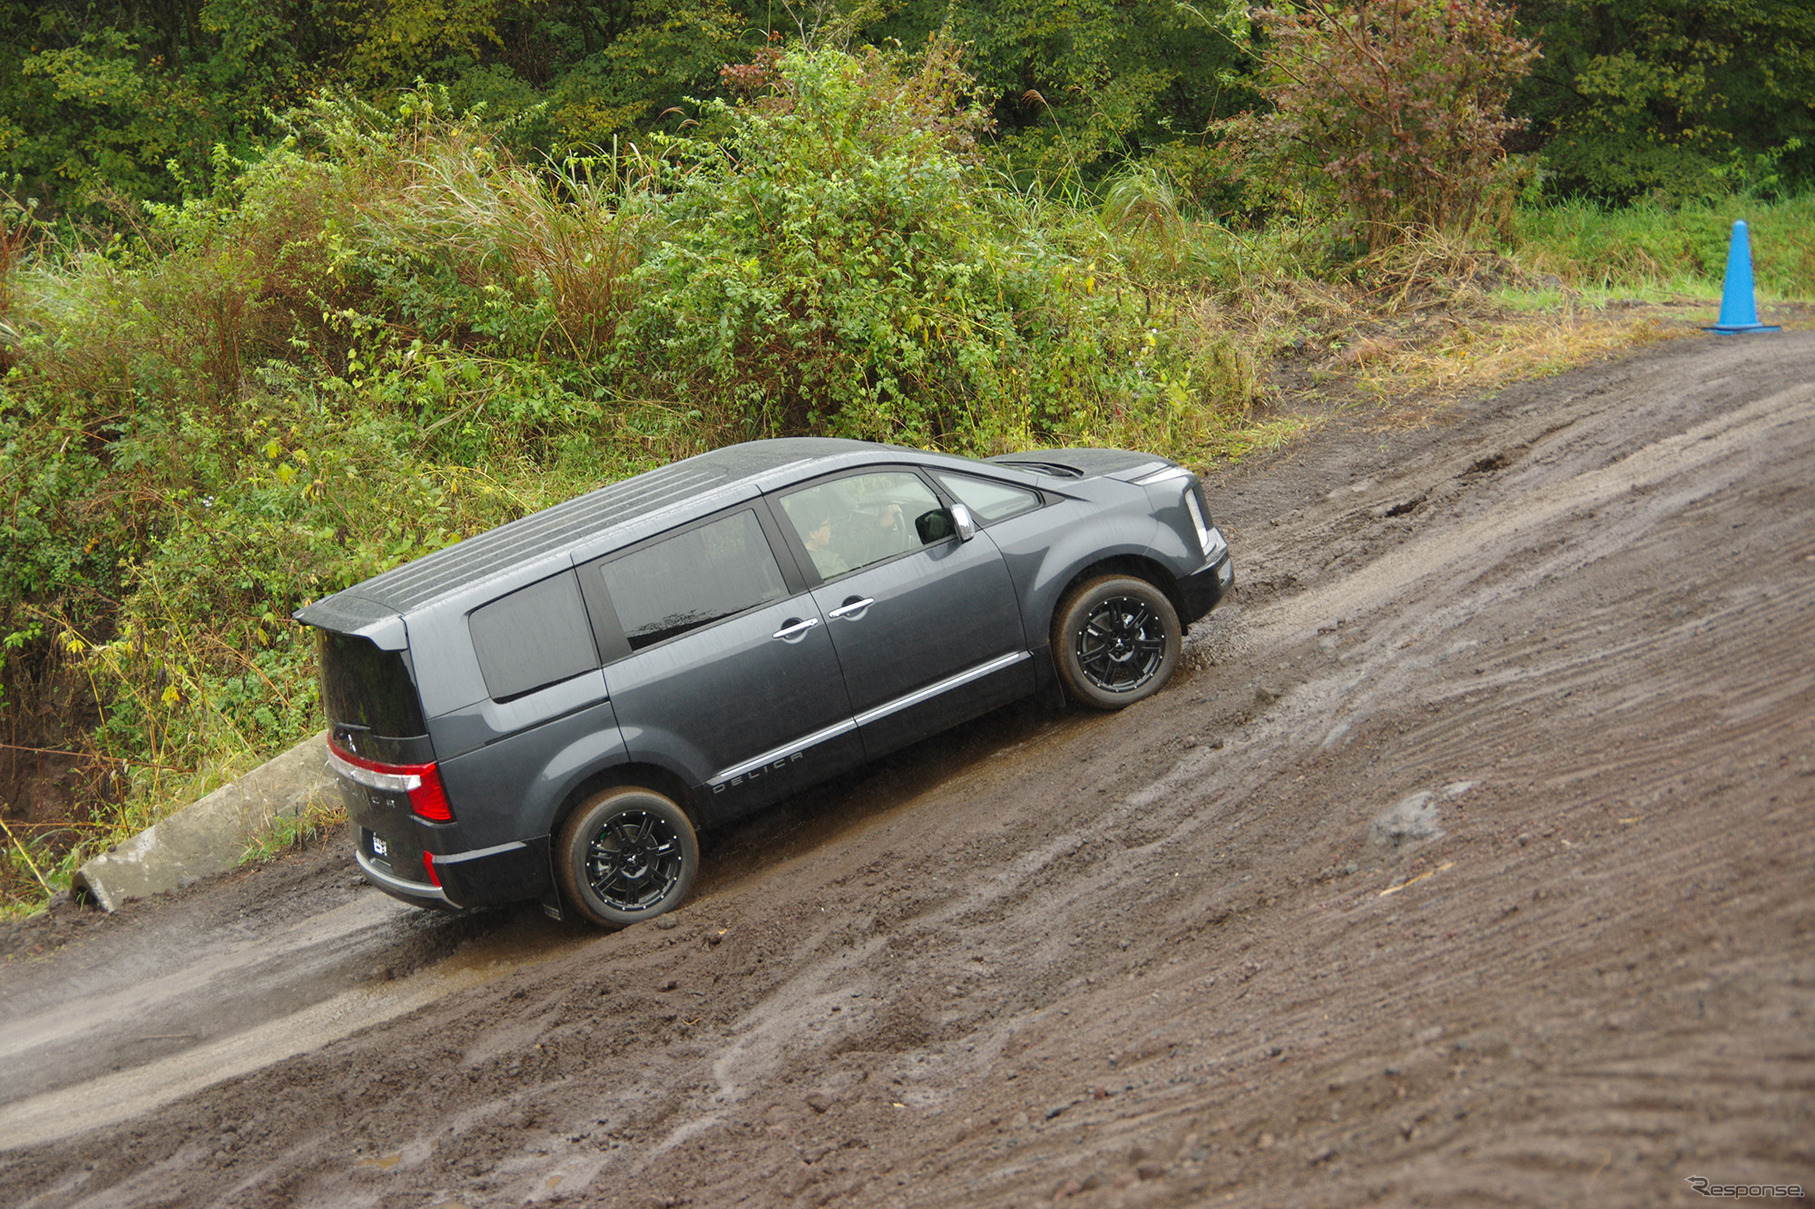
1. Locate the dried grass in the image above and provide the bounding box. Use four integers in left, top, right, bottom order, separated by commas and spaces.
1198, 224, 1713, 430
1352, 230, 1531, 314
1344, 310, 1693, 425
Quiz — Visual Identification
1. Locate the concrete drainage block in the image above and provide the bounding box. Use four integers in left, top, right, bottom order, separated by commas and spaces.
72, 731, 334, 912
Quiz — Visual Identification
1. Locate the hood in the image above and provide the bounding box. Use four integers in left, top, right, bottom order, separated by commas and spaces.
986, 447, 1173, 482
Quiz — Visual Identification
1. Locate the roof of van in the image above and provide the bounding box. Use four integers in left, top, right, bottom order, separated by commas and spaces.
294, 437, 899, 634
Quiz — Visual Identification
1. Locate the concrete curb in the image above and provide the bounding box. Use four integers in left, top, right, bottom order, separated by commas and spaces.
72, 732, 336, 912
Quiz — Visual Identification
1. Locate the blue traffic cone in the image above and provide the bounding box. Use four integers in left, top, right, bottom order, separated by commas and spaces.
1704, 220, 1780, 333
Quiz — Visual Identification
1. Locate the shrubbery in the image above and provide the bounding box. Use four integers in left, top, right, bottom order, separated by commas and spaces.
617, 43, 1252, 451
0, 42, 1269, 902
1226, 0, 1538, 250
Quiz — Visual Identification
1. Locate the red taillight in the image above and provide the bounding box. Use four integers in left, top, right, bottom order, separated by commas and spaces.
407, 764, 453, 822
328, 740, 456, 823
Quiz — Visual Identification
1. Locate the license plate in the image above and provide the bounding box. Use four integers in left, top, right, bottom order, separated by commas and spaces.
371, 833, 390, 859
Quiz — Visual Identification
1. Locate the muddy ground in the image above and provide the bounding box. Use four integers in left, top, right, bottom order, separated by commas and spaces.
2, 330, 1812, 1208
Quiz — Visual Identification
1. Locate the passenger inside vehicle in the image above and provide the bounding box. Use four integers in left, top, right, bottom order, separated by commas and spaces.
799, 507, 852, 578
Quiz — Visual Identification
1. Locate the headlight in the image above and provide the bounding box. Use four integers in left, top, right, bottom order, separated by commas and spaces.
1183, 490, 1225, 562
1136, 465, 1224, 563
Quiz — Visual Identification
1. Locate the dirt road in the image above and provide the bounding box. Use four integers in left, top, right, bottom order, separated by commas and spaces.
3, 330, 1812, 1208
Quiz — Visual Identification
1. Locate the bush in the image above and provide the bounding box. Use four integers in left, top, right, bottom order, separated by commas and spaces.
0, 91, 679, 839
0, 52, 1277, 913
618, 40, 1258, 451
1228, 0, 1538, 250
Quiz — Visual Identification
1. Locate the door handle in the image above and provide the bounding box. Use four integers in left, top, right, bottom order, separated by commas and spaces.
772, 617, 820, 641
828, 597, 875, 619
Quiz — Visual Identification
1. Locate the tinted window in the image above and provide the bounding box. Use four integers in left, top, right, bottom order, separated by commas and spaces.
779, 471, 944, 580
933, 471, 1041, 524
319, 631, 426, 739
600, 510, 788, 650
469, 572, 599, 700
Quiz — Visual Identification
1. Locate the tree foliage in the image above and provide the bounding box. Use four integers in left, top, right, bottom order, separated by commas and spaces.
2, 0, 1813, 220
1511, 0, 1815, 200
617, 41, 1246, 447
860, 0, 1258, 179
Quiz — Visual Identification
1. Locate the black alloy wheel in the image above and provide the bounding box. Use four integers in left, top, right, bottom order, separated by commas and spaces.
556, 788, 698, 928
1053, 575, 1182, 709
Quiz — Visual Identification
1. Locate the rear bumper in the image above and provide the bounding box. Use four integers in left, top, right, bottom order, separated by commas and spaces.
1180, 551, 1235, 624
435, 836, 553, 908
336, 748, 556, 912
353, 829, 554, 911
356, 846, 453, 909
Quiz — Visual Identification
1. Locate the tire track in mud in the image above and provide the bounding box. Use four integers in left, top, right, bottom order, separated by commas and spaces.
0, 899, 600, 1150
920, 338, 1815, 1206
0, 896, 415, 1107
759, 335, 1815, 1205
609, 340, 1815, 1204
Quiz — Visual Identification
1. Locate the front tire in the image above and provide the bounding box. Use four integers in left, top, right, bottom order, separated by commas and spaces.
1052, 575, 1182, 710
556, 788, 698, 929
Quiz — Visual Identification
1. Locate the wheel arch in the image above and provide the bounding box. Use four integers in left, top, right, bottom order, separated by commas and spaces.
1050, 554, 1187, 631
547, 761, 700, 842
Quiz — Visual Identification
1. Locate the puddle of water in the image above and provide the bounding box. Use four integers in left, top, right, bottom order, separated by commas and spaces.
355, 1152, 404, 1169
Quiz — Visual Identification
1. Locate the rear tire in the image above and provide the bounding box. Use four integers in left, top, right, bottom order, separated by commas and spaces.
556, 787, 698, 929
1052, 575, 1182, 710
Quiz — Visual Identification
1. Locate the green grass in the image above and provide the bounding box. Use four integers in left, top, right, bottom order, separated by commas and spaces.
1511, 193, 1815, 300
239, 800, 346, 866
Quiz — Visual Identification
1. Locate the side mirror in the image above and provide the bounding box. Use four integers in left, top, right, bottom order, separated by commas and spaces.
914, 505, 977, 544
915, 509, 953, 543
950, 502, 976, 542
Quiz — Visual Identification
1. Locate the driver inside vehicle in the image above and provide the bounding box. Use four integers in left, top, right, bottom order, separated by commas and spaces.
783, 474, 930, 581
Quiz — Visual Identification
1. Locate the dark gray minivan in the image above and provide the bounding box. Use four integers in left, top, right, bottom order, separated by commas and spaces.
297, 438, 1233, 928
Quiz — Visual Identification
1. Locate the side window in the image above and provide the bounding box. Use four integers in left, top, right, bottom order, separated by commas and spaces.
779, 471, 944, 581
932, 471, 1041, 524
469, 572, 599, 701
599, 510, 788, 651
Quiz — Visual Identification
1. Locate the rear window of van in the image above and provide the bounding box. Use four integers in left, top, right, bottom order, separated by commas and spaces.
319, 631, 427, 740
